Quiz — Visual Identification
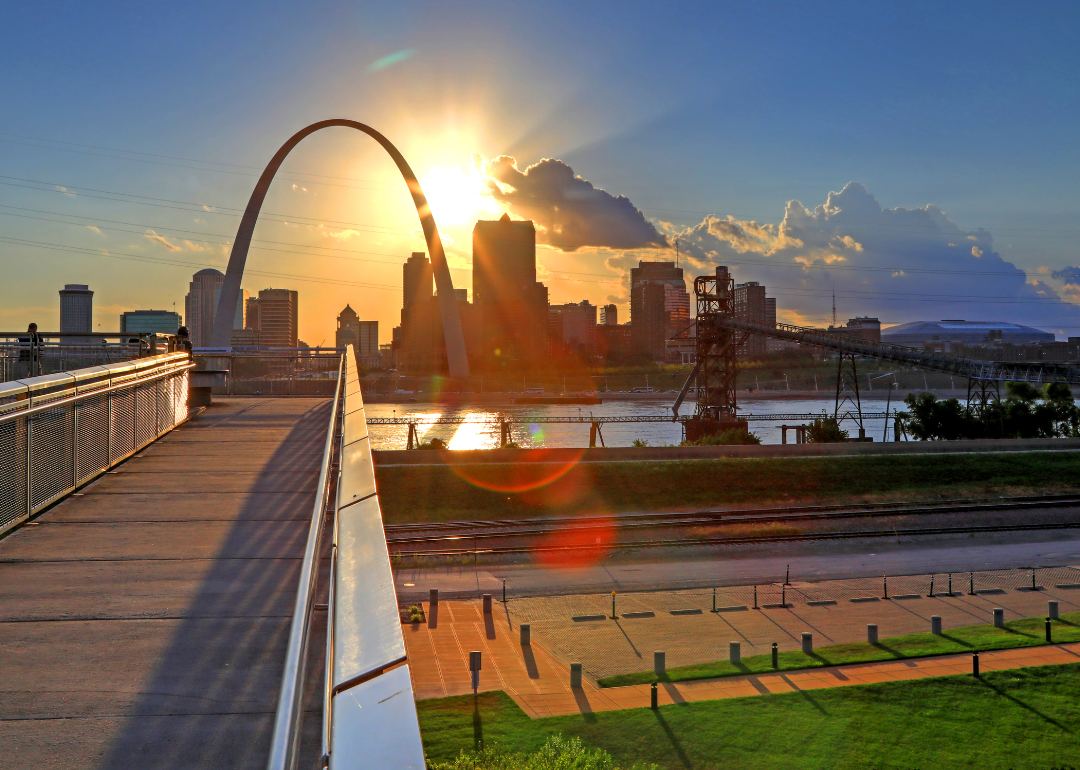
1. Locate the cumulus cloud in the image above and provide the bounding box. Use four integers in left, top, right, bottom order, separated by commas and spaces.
671, 182, 1080, 336
55, 185, 75, 197
477, 155, 667, 252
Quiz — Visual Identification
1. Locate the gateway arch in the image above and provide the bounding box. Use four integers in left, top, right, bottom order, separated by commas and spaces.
209, 119, 470, 378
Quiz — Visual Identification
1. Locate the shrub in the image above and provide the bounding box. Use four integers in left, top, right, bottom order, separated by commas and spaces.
429, 735, 656, 770
631, 439, 649, 447
682, 429, 761, 446
805, 417, 848, 443
409, 605, 423, 623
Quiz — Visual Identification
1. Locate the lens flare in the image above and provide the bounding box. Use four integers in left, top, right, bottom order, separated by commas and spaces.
534, 515, 616, 568
445, 447, 586, 493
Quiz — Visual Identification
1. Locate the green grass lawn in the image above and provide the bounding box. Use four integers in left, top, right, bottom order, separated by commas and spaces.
375, 451, 1080, 523
599, 611, 1080, 687
418, 663, 1080, 769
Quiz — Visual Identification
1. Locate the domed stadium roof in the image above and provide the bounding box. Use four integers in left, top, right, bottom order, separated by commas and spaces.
194, 268, 224, 276
882, 320, 1054, 346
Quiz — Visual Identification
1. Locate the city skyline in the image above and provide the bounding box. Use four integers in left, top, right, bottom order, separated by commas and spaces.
5, 3, 1080, 342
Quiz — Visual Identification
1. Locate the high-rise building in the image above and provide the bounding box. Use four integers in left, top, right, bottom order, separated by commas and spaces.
184, 269, 246, 347
630, 262, 690, 362
59, 284, 93, 333
549, 300, 598, 351
733, 281, 769, 358
120, 309, 181, 335
257, 288, 298, 348
335, 305, 378, 359
600, 304, 618, 326
472, 214, 548, 368
402, 252, 433, 318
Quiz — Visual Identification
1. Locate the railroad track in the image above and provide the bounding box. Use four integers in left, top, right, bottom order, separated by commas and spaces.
385, 494, 1080, 555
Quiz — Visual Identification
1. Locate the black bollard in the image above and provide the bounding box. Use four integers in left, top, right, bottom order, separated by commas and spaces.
928, 574, 935, 598
772, 642, 779, 669
1046, 617, 1052, 643
973, 651, 980, 678
969, 571, 975, 596
883, 575, 888, 599
948, 573, 952, 595
785, 564, 790, 585
753, 584, 758, 609
651, 681, 658, 710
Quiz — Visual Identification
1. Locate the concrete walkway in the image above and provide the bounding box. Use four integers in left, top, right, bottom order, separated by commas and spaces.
0, 398, 330, 770
405, 596, 1080, 719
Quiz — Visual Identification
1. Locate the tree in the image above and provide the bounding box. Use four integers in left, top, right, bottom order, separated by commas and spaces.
805, 417, 849, 443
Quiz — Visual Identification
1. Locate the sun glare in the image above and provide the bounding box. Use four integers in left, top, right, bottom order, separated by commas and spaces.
420, 165, 501, 226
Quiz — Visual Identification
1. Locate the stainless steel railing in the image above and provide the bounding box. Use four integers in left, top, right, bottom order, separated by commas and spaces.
267, 353, 344, 770
268, 344, 424, 770
325, 345, 425, 769
0, 351, 194, 537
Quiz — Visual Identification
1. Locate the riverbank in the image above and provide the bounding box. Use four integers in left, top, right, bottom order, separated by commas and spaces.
361, 388, 972, 405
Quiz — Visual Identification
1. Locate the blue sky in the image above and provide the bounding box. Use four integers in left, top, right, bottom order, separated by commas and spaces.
3, 0, 1080, 341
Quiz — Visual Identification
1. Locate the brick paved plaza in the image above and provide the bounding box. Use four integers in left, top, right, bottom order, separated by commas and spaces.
403, 567, 1080, 718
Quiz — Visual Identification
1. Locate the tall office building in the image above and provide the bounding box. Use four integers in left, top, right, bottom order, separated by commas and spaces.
402, 252, 433, 318
472, 214, 548, 368
257, 288, 298, 348
335, 305, 379, 360
733, 281, 769, 358
600, 304, 618, 326
549, 300, 598, 352
184, 269, 246, 347
59, 284, 93, 333
120, 309, 181, 335
630, 262, 690, 362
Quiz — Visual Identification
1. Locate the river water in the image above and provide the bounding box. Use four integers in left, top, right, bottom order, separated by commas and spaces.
366, 395, 913, 450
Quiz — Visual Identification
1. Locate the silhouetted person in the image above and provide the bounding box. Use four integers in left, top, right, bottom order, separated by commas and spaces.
171, 326, 193, 356
17, 323, 41, 379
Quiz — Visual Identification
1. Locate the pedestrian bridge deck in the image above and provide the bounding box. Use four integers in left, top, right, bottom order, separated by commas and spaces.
0, 397, 331, 769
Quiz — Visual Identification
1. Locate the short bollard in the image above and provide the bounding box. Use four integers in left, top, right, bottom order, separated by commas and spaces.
430, 588, 439, 607
883, 575, 888, 599
969, 571, 975, 595
520, 623, 531, 646
993, 608, 1004, 628
469, 651, 482, 693
868, 624, 879, 644
802, 633, 813, 654
931, 615, 942, 635
611, 591, 617, 619
730, 641, 741, 665
712, 587, 717, 613
1046, 617, 1053, 643
972, 651, 980, 678
928, 574, 935, 598
753, 584, 758, 609
654, 651, 666, 677
771, 642, 778, 668
650, 681, 658, 710
483, 594, 492, 614
570, 663, 582, 689
1049, 600, 1060, 620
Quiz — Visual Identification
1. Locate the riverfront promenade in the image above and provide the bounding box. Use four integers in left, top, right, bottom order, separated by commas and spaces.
0, 398, 330, 769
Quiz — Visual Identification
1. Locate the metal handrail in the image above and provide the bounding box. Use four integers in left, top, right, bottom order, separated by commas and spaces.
267, 353, 345, 770
0, 360, 194, 425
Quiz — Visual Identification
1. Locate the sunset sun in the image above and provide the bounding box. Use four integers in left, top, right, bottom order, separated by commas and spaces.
419, 164, 501, 226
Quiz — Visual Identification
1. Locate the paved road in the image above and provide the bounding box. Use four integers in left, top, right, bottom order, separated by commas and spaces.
0, 398, 329, 770
394, 529, 1080, 600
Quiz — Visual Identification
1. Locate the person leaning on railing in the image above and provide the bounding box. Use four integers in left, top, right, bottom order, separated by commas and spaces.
168, 326, 193, 357
17, 322, 41, 379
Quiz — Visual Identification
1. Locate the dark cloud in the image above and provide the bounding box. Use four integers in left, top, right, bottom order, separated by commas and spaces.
1052, 266, 1080, 286
672, 182, 1080, 336
478, 155, 668, 252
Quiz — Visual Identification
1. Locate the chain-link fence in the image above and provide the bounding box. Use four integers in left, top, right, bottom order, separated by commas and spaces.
0, 351, 193, 536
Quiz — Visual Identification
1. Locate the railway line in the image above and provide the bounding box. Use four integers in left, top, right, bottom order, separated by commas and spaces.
384, 493, 1080, 556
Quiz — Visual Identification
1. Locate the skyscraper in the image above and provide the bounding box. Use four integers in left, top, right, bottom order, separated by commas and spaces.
184, 269, 246, 347
472, 214, 548, 368
600, 304, 618, 326
549, 300, 598, 351
59, 284, 93, 333
733, 281, 769, 358
335, 305, 379, 358
630, 262, 690, 362
402, 252, 433, 319
257, 288, 298, 348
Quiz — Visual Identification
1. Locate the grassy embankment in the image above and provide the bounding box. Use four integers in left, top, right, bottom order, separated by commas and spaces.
376, 451, 1080, 524
419, 664, 1080, 769
599, 611, 1080, 687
